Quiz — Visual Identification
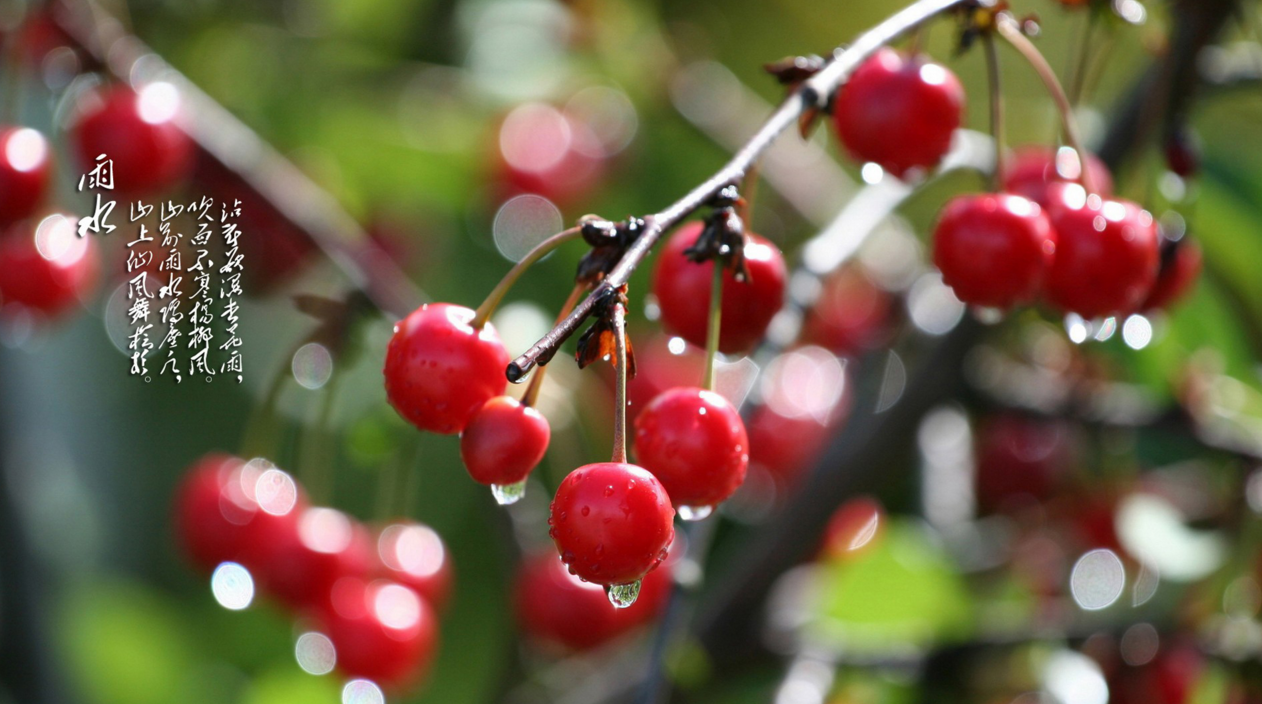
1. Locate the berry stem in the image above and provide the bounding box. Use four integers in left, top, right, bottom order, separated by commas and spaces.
611, 301, 630, 464
299, 371, 340, 505
701, 261, 724, 392
983, 32, 1006, 192
472, 226, 583, 329
1067, 10, 1097, 108
521, 283, 587, 408
240, 353, 292, 460
995, 14, 1099, 195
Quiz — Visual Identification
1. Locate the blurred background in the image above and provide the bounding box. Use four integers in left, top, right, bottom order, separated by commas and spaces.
0, 0, 1261, 702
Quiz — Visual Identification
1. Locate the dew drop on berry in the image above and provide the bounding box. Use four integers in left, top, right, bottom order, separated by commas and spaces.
678, 505, 713, 521
606, 580, 641, 609
490, 478, 528, 505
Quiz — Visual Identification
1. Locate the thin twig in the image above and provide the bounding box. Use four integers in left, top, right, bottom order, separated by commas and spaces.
473, 226, 584, 329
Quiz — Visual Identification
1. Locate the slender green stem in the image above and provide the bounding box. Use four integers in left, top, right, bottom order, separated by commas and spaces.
521, 283, 586, 408
240, 356, 291, 460
1067, 11, 1097, 107
983, 32, 1005, 191
611, 302, 629, 464
375, 452, 402, 521
472, 226, 583, 328
996, 14, 1099, 195
301, 372, 340, 505
702, 261, 724, 392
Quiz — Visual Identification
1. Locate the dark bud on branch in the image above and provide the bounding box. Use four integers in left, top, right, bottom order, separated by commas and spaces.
574, 285, 636, 376
764, 54, 829, 86
575, 216, 647, 286
684, 204, 751, 283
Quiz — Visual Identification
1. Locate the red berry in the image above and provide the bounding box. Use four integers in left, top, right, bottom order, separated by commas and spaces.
633, 387, 749, 512
376, 522, 454, 611
1003, 146, 1114, 208
549, 462, 675, 587
383, 303, 510, 434
801, 266, 892, 355
0, 127, 51, 226
832, 48, 964, 179
243, 506, 375, 612
496, 103, 605, 207
322, 577, 439, 690
514, 549, 672, 652
651, 222, 786, 354
819, 496, 885, 560
1044, 187, 1160, 318
0, 214, 99, 318
172, 454, 303, 572
1142, 237, 1202, 311
974, 415, 1073, 514
932, 193, 1056, 309
69, 84, 194, 198
460, 396, 550, 488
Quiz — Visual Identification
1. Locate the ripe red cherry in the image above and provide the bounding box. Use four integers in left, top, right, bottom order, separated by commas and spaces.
496, 103, 605, 207
515, 549, 673, 652
376, 521, 454, 611
69, 84, 194, 197
801, 266, 892, 355
0, 127, 51, 226
1003, 146, 1114, 208
974, 415, 1073, 514
460, 396, 551, 489
172, 455, 303, 572
243, 506, 375, 612
549, 462, 675, 588
1142, 237, 1202, 311
932, 193, 1056, 309
384, 303, 510, 434
1044, 187, 1160, 318
651, 222, 786, 354
633, 387, 749, 514
832, 48, 964, 179
322, 577, 439, 690
0, 214, 99, 318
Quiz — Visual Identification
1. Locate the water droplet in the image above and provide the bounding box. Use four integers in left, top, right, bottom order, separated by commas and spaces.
490, 479, 528, 505
677, 505, 713, 521
606, 580, 641, 609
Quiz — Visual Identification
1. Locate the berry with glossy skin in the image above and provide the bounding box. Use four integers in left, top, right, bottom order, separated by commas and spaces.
376, 521, 454, 611
633, 387, 748, 511
515, 548, 673, 652
460, 396, 550, 487
932, 193, 1056, 308
651, 222, 786, 354
1143, 237, 1202, 311
0, 214, 99, 318
975, 415, 1073, 514
1003, 146, 1114, 208
801, 266, 892, 355
322, 577, 439, 690
384, 303, 510, 434
243, 506, 375, 611
1044, 186, 1160, 318
833, 48, 964, 179
549, 462, 675, 586
0, 127, 51, 226
69, 84, 194, 197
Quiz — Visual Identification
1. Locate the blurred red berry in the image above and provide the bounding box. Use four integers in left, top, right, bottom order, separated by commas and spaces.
0, 214, 99, 318
495, 103, 605, 207
243, 506, 375, 612
322, 578, 439, 691
1004, 146, 1114, 208
69, 84, 194, 197
801, 267, 892, 355
0, 127, 52, 227
1142, 237, 1202, 311
819, 496, 885, 561
376, 521, 454, 611
974, 415, 1073, 514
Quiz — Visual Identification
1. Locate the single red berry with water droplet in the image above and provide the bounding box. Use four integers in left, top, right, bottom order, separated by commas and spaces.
460, 396, 551, 486
933, 193, 1056, 309
384, 303, 510, 434
375, 521, 454, 611
69, 84, 194, 197
1142, 237, 1202, 311
832, 48, 964, 179
1044, 186, 1160, 318
0, 214, 99, 318
0, 127, 52, 227
633, 387, 748, 510
1003, 146, 1114, 208
322, 577, 439, 691
514, 548, 673, 652
243, 506, 375, 612
651, 222, 786, 354
549, 462, 674, 586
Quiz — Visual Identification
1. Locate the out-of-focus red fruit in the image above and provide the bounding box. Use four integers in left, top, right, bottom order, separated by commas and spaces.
1143, 237, 1202, 311
243, 506, 375, 612
322, 577, 439, 691
974, 415, 1073, 514
69, 84, 194, 197
819, 496, 885, 560
1164, 127, 1200, 179
0, 213, 99, 317
376, 521, 454, 611
651, 222, 787, 354
515, 548, 673, 652
495, 103, 605, 207
801, 266, 892, 355
0, 127, 52, 227
1003, 146, 1114, 208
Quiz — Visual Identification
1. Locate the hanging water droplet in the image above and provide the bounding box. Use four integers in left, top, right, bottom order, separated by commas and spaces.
970, 306, 1004, 325
677, 504, 714, 521
606, 580, 641, 609
490, 479, 528, 505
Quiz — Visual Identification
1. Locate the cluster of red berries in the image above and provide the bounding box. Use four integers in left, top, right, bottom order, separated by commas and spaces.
173, 453, 451, 691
